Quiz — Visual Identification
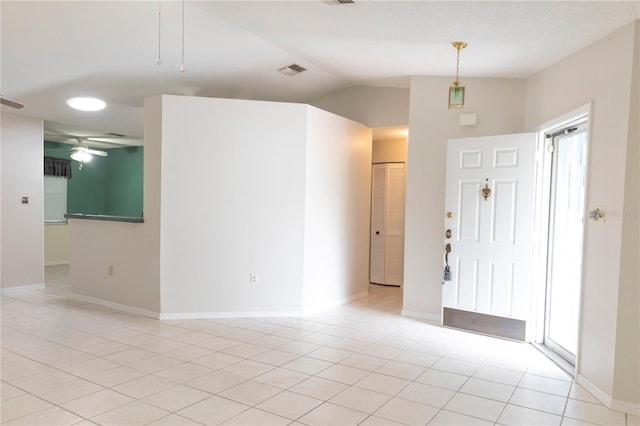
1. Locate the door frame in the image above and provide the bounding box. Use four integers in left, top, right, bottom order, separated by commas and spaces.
531, 102, 592, 376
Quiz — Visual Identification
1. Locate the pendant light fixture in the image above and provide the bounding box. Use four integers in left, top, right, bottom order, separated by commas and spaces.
449, 41, 467, 109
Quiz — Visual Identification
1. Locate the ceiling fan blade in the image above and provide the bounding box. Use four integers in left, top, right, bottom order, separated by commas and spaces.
87, 149, 108, 157
1, 95, 24, 109
71, 146, 108, 156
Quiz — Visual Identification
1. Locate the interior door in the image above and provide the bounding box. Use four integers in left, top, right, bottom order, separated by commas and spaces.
443, 133, 536, 340
370, 165, 387, 284
370, 163, 405, 286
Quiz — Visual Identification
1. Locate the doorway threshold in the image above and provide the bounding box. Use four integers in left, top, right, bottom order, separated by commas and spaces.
532, 342, 575, 379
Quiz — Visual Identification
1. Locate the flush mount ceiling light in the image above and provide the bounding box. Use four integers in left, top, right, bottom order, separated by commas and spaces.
448, 41, 467, 110
67, 97, 106, 111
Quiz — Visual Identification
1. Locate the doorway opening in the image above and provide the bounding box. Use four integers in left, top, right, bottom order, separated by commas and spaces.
370, 129, 408, 288
533, 105, 591, 376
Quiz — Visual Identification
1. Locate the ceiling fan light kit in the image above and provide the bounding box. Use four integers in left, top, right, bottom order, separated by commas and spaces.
449, 41, 467, 110
70, 151, 93, 163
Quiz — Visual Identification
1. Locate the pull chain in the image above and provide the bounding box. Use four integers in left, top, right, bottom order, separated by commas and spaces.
455, 47, 460, 83
180, 0, 186, 73
156, 0, 162, 65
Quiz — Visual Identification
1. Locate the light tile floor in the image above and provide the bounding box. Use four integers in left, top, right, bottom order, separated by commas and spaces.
0, 266, 637, 425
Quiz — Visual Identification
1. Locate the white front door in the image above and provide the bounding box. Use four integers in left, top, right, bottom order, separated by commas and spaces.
443, 133, 536, 338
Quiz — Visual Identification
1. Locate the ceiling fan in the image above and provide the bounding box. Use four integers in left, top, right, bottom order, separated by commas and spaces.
44, 132, 119, 168
0, 94, 24, 109
70, 145, 109, 157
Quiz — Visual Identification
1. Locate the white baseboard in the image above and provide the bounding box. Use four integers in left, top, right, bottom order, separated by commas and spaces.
68, 292, 160, 319
159, 291, 370, 320
611, 399, 640, 416
69, 290, 371, 321
301, 290, 370, 316
44, 261, 70, 267
159, 310, 305, 320
577, 374, 640, 415
1, 284, 45, 294
401, 309, 441, 324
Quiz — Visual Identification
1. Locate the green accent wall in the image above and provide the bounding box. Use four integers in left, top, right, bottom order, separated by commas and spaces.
44, 141, 143, 217
105, 147, 144, 217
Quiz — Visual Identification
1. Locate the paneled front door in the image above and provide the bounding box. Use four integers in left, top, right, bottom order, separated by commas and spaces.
443, 133, 536, 340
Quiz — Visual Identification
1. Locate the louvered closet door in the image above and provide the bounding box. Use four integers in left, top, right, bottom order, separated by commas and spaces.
370, 163, 405, 286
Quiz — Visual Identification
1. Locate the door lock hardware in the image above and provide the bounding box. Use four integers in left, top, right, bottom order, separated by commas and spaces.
443, 243, 452, 284
445, 229, 452, 239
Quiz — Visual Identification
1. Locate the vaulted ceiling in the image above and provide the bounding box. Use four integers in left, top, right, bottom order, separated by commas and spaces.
2, 1, 638, 146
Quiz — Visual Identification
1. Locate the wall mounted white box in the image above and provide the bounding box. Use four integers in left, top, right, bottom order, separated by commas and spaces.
460, 113, 477, 126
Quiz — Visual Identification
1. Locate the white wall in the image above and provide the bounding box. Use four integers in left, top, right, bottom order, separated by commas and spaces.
303, 106, 372, 312
372, 138, 407, 164
311, 86, 410, 128
69, 220, 160, 314
525, 21, 638, 410
71, 95, 371, 318
1, 113, 44, 289
157, 95, 308, 315
613, 19, 640, 409
69, 97, 163, 314
403, 76, 526, 319
44, 223, 70, 265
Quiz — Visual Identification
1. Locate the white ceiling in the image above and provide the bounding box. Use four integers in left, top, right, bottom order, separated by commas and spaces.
2, 1, 638, 146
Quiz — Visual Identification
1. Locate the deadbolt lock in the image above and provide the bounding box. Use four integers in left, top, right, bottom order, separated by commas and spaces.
445, 229, 452, 239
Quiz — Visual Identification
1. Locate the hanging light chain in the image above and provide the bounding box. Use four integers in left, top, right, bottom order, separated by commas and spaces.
154, 0, 187, 73
180, 0, 186, 73
455, 46, 460, 83
452, 41, 467, 86
156, 0, 162, 65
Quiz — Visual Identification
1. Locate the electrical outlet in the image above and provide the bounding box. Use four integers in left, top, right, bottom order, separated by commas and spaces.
249, 273, 258, 284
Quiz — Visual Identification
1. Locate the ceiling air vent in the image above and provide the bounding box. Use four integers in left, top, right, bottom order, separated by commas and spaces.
335, 0, 355, 3
322, 0, 354, 4
278, 64, 307, 76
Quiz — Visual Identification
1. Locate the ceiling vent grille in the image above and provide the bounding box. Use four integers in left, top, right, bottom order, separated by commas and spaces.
322, 0, 355, 5
278, 64, 307, 76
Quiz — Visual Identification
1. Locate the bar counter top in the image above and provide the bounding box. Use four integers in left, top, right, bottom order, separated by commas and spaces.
65, 213, 144, 223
